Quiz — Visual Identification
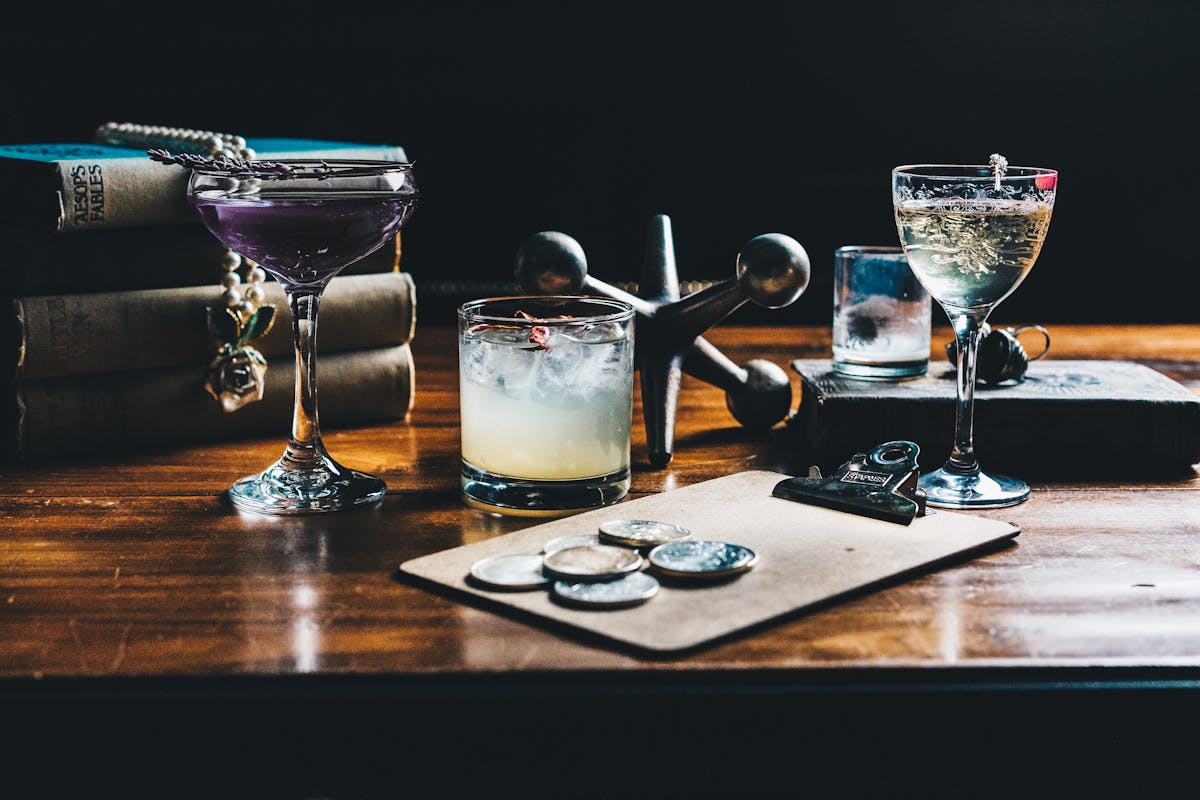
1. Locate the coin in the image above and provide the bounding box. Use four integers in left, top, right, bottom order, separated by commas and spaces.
553, 572, 660, 609
542, 545, 643, 582
469, 553, 551, 590
543, 533, 604, 554
647, 540, 758, 579
598, 519, 693, 548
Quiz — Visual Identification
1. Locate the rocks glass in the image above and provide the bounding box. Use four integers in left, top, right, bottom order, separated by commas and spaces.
832, 246, 931, 380
458, 296, 635, 516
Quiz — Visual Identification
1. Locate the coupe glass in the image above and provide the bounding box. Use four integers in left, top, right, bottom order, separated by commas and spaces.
892, 163, 1056, 508
189, 159, 418, 514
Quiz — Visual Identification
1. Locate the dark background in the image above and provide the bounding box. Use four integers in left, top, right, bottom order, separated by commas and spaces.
3, 0, 1198, 325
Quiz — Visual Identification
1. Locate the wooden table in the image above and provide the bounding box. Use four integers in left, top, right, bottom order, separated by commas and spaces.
3, 324, 1199, 797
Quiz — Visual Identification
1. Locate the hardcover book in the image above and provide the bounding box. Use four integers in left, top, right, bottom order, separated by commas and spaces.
0, 138, 410, 234
11, 345, 415, 462
2, 223, 402, 295
3, 272, 419, 461
10, 271, 416, 380
786, 359, 1200, 475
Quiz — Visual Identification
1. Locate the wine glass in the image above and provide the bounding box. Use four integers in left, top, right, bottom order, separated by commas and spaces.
189, 159, 418, 514
892, 162, 1056, 508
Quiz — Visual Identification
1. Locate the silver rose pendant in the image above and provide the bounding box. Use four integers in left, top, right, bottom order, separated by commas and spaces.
205, 305, 277, 412
206, 343, 268, 412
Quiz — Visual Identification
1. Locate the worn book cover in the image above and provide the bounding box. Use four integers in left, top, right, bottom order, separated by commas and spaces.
787, 359, 1200, 474
2, 224, 402, 295
10, 271, 417, 380
0, 138, 409, 234
8, 345, 415, 462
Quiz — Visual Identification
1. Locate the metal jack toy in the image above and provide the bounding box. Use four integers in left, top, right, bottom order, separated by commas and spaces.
514, 214, 811, 468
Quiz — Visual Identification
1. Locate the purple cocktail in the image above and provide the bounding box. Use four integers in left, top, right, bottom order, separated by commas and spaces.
186, 159, 419, 514
193, 192, 415, 290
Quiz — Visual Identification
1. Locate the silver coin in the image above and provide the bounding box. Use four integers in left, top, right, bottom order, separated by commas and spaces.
598, 519, 693, 548
469, 553, 551, 590
542, 545, 643, 582
647, 540, 758, 579
553, 571, 660, 609
543, 533, 604, 554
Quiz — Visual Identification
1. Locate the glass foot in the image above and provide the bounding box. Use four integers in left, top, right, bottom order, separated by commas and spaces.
919, 467, 1030, 509
461, 461, 629, 518
228, 455, 386, 515
832, 360, 928, 381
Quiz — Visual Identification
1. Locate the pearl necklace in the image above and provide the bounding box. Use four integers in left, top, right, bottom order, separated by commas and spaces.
97, 122, 256, 161
95, 122, 276, 412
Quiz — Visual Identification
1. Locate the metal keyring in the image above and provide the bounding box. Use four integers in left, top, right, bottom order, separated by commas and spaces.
1011, 324, 1051, 361
871, 441, 917, 467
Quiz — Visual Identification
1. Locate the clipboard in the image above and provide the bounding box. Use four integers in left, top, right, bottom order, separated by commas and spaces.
399, 470, 1020, 654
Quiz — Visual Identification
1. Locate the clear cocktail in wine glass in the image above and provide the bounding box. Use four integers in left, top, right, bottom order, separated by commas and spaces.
188, 158, 418, 514
892, 160, 1056, 508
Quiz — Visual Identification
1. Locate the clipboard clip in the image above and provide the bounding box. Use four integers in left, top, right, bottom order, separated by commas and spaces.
772, 440, 927, 525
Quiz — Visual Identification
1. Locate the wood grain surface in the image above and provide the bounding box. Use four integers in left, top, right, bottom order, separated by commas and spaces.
2, 323, 1198, 797
2, 324, 1198, 678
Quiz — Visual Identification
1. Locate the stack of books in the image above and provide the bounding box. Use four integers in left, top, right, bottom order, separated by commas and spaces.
1, 137, 417, 461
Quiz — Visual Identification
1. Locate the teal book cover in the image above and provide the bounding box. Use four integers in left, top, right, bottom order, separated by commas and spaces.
0, 139, 404, 162
0, 138, 408, 233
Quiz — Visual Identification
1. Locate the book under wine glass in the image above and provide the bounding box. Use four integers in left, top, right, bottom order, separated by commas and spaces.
787, 358, 1200, 476
4, 272, 418, 462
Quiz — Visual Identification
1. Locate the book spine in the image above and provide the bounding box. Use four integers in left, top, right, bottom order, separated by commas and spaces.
52, 158, 186, 232
48, 145, 408, 233
11, 344, 414, 461
6, 226, 401, 296
13, 271, 416, 381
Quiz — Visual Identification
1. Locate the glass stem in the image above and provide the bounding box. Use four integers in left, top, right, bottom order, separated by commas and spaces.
945, 310, 987, 475
283, 290, 327, 468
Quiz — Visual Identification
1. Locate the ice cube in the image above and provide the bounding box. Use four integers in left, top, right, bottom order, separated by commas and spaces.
460, 326, 542, 394
562, 321, 626, 344
531, 332, 587, 406
842, 296, 899, 345
535, 337, 633, 409
466, 324, 544, 348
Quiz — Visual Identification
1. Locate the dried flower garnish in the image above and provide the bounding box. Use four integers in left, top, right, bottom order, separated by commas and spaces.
516, 310, 573, 351
146, 147, 414, 180
471, 310, 574, 351
528, 325, 551, 349
515, 311, 573, 322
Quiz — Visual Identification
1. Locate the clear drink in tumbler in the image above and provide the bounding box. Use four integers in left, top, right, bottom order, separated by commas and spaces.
458, 296, 635, 516
832, 246, 931, 380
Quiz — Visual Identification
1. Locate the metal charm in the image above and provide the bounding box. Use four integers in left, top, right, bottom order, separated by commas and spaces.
946, 323, 1051, 385
203, 304, 277, 412
205, 343, 268, 413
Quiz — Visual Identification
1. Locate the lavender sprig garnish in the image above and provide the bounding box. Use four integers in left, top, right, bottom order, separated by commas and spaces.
147, 147, 297, 176
146, 148, 413, 180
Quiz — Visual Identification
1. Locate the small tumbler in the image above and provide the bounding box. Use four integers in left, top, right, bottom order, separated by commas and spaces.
832, 246, 931, 380
459, 296, 635, 517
